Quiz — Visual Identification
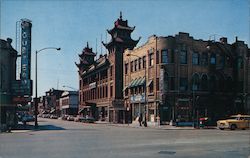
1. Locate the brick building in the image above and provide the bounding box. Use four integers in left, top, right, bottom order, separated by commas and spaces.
44, 88, 64, 116
59, 91, 78, 116
77, 14, 249, 125
124, 33, 250, 125
0, 38, 18, 131
76, 13, 140, 123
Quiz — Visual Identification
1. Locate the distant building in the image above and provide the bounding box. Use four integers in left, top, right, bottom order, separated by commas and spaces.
37, 96, 46, 114
59, 91, 78, 116
124, 33, 250, 125
0, 38, 18, 131
76, 12, 140, 123
44, 88, 64, 116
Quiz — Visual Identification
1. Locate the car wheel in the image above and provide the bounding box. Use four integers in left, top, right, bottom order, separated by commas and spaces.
230, 124, 237, 130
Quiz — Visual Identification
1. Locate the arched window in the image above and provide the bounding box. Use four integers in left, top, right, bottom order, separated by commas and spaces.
192, 73, 199, 91
201, 74, 208, 91
218, 54, 225, 68
210, 53, 216, 65
237, 57, 243, 69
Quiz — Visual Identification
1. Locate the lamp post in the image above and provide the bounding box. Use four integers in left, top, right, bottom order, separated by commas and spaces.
35, 47, 61, 128
127, 53, 147, 127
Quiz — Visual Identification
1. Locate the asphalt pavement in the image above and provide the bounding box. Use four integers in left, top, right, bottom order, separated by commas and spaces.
0, 118, 249, 158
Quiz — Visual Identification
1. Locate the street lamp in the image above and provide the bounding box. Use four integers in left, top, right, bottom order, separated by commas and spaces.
127, 53, 147, 127
35, 47, 61, 128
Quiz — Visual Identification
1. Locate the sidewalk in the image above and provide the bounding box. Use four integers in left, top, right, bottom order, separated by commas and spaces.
95, 121, 216, 130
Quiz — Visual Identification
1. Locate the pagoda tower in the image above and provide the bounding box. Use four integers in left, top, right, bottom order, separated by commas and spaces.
102, 12, 140, 122
76, 43, 96, 108
76, 42, 96, 73
102, 12, 140, 53
103, 12, 140, 99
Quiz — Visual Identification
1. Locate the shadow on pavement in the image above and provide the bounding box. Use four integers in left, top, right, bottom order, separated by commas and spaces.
12, 123, 65, 131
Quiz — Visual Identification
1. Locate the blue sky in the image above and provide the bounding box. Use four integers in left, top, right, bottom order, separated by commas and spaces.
0, 0, 249, 97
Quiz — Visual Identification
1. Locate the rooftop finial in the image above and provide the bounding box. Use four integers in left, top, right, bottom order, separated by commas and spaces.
120, 11, 122, 20
87, 42, 89, 48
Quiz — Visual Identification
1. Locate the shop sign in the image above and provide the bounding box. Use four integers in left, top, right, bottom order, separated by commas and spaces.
89, 82, 96, 89
20, 19, 32, 96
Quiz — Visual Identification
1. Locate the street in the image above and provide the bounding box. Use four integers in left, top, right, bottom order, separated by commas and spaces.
0, 118, 249, 158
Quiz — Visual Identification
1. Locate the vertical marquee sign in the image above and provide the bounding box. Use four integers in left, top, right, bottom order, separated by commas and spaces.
20, 19, 32, 96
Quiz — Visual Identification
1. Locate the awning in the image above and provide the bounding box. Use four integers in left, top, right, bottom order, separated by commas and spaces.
129, 77, 145, 88
128, 79, 136, 88
146, 79, 153, 87
123, 86, 128, 91
138, 77, 145, 86
78, 109, 84, 114
42, 110, 49, 114
83, 106, 91, 109
50, 109, 56, 114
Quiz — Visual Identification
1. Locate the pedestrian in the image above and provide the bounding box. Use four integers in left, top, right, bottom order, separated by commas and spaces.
138, 113, 142, 126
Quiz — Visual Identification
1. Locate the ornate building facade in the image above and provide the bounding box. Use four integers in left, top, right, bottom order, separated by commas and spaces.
77, 14, 249, 125
124, 33, 250, 125
76, 13, 140, 123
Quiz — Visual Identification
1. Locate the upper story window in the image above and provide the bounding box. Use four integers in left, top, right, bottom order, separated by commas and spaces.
134, 59, 138, 71
110, 85, 113, 97
130, 61, 134, 72
210, 53, 216, 65
79, 79, 82, 88
110, 65, 113, 76
201, 52, 208, 66
125, 63, 128, 74
170, 49, 175, 63
180, 50, 187, 64
149, 53, 154, 66
156, 51, 159, 64
192, 52, 199, 65
143, 56, 146, 68
149, 80, 154, 93
138, 58, 141, 70
192, 74, 199, 91
179, 77, 188, 91
161, 50, 168, 64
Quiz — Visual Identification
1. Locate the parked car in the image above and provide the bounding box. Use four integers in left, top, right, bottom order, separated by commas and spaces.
42, 114, 50, 118
217, 114, 250, 130
67, 115, 75, 121
22, 115, 35, 123
74, 116, 83, 122
80, 116, 95, 123
50, 115, 58, 119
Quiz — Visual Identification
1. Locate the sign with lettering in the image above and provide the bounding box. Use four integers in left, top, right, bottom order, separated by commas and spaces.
20, 19, 32, 96
89, 82, 96, 89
